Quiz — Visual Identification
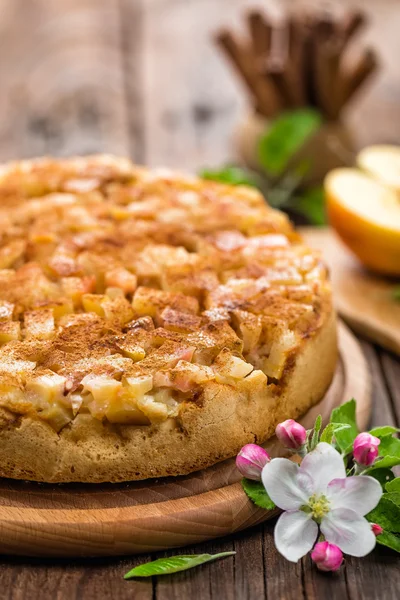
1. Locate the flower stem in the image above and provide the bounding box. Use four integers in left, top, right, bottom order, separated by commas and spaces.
354, 463, 366, 476
297, 445, 308, 458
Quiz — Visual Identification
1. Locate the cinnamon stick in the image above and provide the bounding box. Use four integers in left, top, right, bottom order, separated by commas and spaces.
265, 60, 292, 108
247, 10, 272, 66
287, 15, 298, 59
336, 48, 378, 111
341, 10, 367, 43
300, 20, 318, 107
285, 16, 307, 106
314, 12, 336, 41
215, 7, 375, 120
215, 29, 281, 116
312, 10, 367, 117
313, 41, 341, 119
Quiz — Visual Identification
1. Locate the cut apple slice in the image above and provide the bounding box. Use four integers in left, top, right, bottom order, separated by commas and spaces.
357, 145, 400, 192
325, 168, 400, 276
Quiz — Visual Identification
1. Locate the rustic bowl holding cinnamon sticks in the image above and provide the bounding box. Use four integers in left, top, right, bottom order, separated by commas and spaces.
216, 8, 379, 185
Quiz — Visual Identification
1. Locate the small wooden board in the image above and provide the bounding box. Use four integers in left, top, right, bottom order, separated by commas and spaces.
0, 323, 370, 558
302, 227, 400, 356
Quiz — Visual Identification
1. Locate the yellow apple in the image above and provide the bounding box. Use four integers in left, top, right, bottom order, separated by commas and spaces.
357, 145, 400, 191
325, 168, 400, 276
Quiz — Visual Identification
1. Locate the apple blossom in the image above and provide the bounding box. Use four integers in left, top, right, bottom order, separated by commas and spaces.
353, 432, 380, 467
236, 444, 270, 481
311, 541, 343, 572
262, 442, 382, 562
275, 419, 307, 451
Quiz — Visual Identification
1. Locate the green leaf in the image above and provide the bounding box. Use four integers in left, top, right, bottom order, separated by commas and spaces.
369, 426, 400, 438
293, 186, 327, 226
367, 497, 400, 534
378, 434, 400, 459
258, 109, 322, 176
365, 455, 400, 472
392, 286, 400, 302
242, 478, 276, 510
264, 163, 309, 209
320, 422, 351, 445
386, 478, 400, 492
330, 399, 358, 453
385, 492, 400, 507
368, 468, 395, 487
124, 552, 236, 579
309, 415, 322, 451
376, 531, 400, 553
199, 166, 259, 188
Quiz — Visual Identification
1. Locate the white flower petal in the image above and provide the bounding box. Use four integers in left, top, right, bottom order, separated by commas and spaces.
320, 508, 376, 557
274, 510, 319, 562
262, 458, 309, 510
299, 442, 346, 494
327, 476, 382, 515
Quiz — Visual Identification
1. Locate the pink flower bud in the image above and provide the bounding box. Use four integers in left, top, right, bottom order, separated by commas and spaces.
371, 523, 383, 536
236, 444, 270, 480
353, 432, 381, 467
275, 419, 307, 450
311, 541, 343, 572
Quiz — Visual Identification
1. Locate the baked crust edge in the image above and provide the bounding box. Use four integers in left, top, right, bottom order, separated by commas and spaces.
0, 309, 337, 483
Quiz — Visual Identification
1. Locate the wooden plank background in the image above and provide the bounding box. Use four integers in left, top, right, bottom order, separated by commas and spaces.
0, 1, 399, 599
0, 0, 399, 170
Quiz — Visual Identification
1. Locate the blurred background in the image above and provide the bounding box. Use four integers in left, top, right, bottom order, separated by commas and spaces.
0, 0, 399, 172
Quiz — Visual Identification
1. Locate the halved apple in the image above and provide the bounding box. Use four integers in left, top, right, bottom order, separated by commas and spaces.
325, 168, 400, 276
357, 145, 400, 192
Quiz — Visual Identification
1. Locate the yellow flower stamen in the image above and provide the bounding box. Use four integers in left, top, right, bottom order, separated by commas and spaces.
307, 493, 330, 521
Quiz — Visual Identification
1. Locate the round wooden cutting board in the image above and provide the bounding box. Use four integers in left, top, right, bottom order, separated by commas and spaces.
0, 322, 371, 558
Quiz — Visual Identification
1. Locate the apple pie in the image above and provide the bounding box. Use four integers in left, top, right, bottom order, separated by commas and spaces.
0, 155, 337, 482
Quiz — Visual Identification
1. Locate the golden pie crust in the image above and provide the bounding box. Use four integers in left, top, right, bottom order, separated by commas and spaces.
0, 155, 337, 482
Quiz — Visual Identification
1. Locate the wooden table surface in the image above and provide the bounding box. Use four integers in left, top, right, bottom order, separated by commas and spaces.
0, 1, 399, 598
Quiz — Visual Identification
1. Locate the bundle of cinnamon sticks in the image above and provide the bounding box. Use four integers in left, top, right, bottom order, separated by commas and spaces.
216, 8, 378, 120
